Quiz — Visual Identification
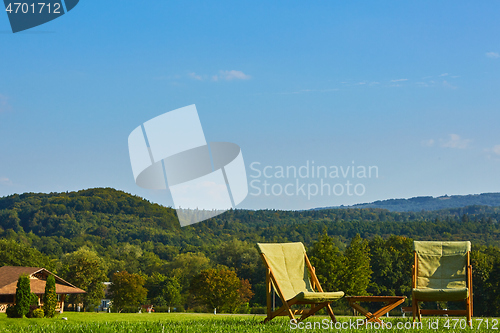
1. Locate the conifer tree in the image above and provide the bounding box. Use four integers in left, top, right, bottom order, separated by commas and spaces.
43, 275, 57, 317
14, 274, 37, 317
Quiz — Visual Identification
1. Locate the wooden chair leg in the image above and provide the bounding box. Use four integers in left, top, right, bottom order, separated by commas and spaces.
326, 304, 337, 323
412, 298, 417, 322
265, 269, 271, 323
299, 302, 328, 322
286, 305, 296, 323
470, 290, 473, 317
466, 297, 472, 327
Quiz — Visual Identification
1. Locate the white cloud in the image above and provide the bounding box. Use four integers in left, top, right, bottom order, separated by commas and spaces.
422, 139, 435, 147
442, 80, 457, 89
439, 73, 449, 77
188, 72, 203, 81
486, 52, 500, 59
390, 78, 408, 82
276, 88, 340, 95
492, 145, 500, 155
440, 134, 471, 149
213, 70, 251, 81
0, 177, 12, 186
184, 70, 251, 81
416, 82, 429, 87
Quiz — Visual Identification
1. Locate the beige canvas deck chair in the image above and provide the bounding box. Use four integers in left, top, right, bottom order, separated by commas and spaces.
257, 242, 344, 323
412, 241, 473, 326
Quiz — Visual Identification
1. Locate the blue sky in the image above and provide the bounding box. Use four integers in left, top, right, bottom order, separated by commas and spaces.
1, 1, 500, 210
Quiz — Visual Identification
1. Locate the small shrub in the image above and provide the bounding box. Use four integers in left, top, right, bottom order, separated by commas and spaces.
6, 305, 19, 318
237, 302, 250, 314
26, 305, 39, 318
31, 308, 44, 318
190, 305, 207, 313
154, 306, 183, 313
110, 305, 140, 313
250, 306, 266, 314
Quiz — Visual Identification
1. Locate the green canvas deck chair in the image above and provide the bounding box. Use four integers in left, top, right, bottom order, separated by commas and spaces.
412, 241, 473, 326
257, 242, 344, 323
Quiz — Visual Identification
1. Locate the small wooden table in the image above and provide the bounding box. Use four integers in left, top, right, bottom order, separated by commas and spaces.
345, 296, 406, 324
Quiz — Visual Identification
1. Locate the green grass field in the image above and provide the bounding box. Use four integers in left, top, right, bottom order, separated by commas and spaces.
0, 313, 498, 332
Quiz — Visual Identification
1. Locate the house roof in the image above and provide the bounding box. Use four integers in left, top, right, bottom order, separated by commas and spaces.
0, 266, 86, 295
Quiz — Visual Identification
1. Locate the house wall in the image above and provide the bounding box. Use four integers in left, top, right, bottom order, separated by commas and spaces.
0, 294, 66, 313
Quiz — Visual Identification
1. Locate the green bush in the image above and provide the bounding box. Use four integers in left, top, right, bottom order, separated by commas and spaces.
153, 306, 183, 313
6, 305, 19, 318
190, 306, 207, 313
110, 305, 140, 313
26, 305, 40, 318
237, 303, 250, 314
31, 308, 44, 318
249, 306, 266, 314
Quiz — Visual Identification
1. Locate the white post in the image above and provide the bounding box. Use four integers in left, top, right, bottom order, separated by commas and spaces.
214, 308, 217, 315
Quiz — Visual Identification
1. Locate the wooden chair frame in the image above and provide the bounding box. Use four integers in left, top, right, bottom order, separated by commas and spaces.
260, 252, 339, 323
412, 249, 473, 326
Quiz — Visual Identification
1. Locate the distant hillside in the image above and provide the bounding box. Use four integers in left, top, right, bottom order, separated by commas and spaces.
1, 188, 500, 252
325, 193, 500, 212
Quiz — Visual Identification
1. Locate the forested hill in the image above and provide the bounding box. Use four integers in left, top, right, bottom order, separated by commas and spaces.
1, 188, 500, 257
2, 188, 500, 316
322, 192, 500, 212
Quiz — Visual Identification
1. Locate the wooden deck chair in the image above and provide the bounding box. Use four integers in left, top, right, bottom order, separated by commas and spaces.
412, 241, 473, 326
257, 242, 344, 323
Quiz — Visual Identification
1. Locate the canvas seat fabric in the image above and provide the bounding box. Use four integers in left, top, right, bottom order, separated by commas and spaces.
257, 242, 344, 301
413, 241, 470, 302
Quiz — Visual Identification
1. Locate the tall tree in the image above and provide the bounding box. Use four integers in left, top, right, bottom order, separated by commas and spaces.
167, 252, 211, 294
487, 257, 500, 316
367, 236, 413, 297
308, 232, 344, 292
190, 267, 253, 313
109, 271, 147, 312
13, 274, 37, 318
61, 247, 107, 311
43, 274, 57, 318
472, 246, 500, 316
0, 239, 53, 269
341, 234, 372, 296
215, 239, 261, 286
146, 273, 182, 307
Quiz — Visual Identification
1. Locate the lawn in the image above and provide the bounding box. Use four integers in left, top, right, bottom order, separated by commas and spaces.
0, 312, 498, 332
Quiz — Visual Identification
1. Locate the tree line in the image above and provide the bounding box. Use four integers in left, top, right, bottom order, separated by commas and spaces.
1, 188, 500, 315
